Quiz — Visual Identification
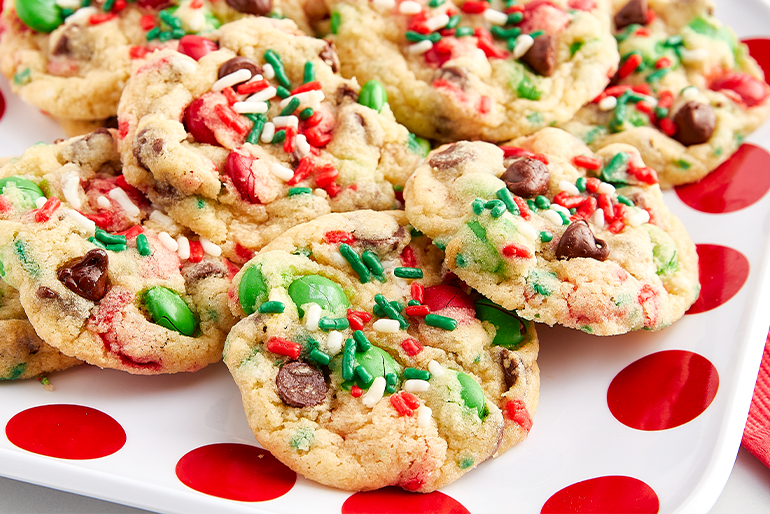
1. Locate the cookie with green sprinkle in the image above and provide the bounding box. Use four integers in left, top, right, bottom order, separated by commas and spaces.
0, 129, 237, 374
560, 0, 770, 187
404, 128, 700, 335
224, 210, 539, 492
0, 0, 314, 130
117, 16, 425, 262
325, 0, 619, 142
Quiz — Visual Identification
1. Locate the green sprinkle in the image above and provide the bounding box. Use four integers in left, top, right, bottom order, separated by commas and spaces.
456, 253, 467, 267
103, 243, 127, 252
339, 243, 370, 283
425, 313, 457, 331
617, 195, 633, 206
645, 68, 670, 83
529, 30, 545, 39
375, 294, 408, 329
534, 195, 550, 210
353, 330, 371, 352
404, 368, 430, 381
507, 11, 523, 24
359, 80, 388, 112
88, 236, 106, 249
146, 27, 161, 40
342, 338, 356, 381
95, 228, 127, 246
491, 26, 521, 40
455, 26, 474, 37
472, 198, 486, 215
288, 187, 312, 196
654, 106, 669, 119
675, 159, 692, 170
159, 10, 182, 30
158, 30, 173, 42
602, 152, 630, 183
428, 0, 445, 6
330, 11, 341, 34
170, 28, 186, 40
102, 0, 116, 11
446, 14, 461, 29
136, 233, 152, 256
385, 373, 398, 393
280, 97, 300, 116
496, 188, 519, 215
539, 231, 553, 242
361, 250, 384, 277
276, 86, 291, 99
319, 317, 350, 331
569, 41, 584, 57
557, 211, 570, 225
615, 23, 641, 42
408, 300, 421, 306
246, 113, 266, 144
309, 348, 331, 366
664, 35, 684, 47
299, 107, 314, 120
271, 129, 287, 144
526, 199, 537, 211
258, 301, 285, 314
609, 90, 631, 132
394, 267, 423, 279
516, 75, 540, 101
575, 177, 587, 192
264, 49, 291, 89
303, 61, 315, 83
406, 133, 431, 157
487, 199, 507, 218
355, 365, 373, 386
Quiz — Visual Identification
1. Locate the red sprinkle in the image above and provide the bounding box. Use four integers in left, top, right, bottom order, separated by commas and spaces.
598, 194, 614, 219
324, 230, 356, 244
222, 86, 238, 106
116, 225, 144, 238
323, 182, 342, 198
462, 1, 488, 13
0, 196, 11, 213
502, 242, 533, 258
401, 392, 421, 410
410, 282, 424, 304
347, 309, 372, 323
532, 153, 550, 165
504, 399, 533, 431
572, 155, 602, 170
190, 0, 204, 7
474, 27, 509, 59
304, 128, 333, 148
214, 104, 249, 135
634, 27, 652, 37
234, 242, 255, 262
188, 240, 204, 263
657, 90, 674, 109
655, 57, 672, 69
236, 79, 270, 95
627, 163, 659, 185
646, 8, 657, 24
478, 95, 492, 114
513, 196, 531, 220
607, 220, 625, 233
34, 196, 61, 223
84, 211, 113, 230
351, 385, 363, 398
401, 338, 423, 356
283, 126, 297, 154
113, 0, 126, 11
287, 157, 314, 186
552, 191, 585, 209
585, 177, 601, 193
89, 13, 117, 25
575, 196, 597, 219
140, 14, 155, 31
407, 11, 430, 35
129, 46, 151, 60
635, 100, 653, 113
500, 146, 534, 159
390, 393, 414, 416
314, 164, 338, 188
659, 117, 677, 136
405, 305, 430, 317
304, 111, 324, 128
290, 81, 322, 96
266, 337, 301, 360
347, 313, 364, 331
618, 54, 643, 79
400, 245, 417, 268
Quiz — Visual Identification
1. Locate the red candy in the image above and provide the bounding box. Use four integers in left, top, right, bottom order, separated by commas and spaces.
350, 385, 363, 398
225, 151, 262, 204
89, 13, 117, 25
520, 0, 570, 34
502, 243, 533, 258
461, 1, 487, 13
183, 97, 219, 146
177, 35, 218, 61
390, 393, 415, 416
710, 72, 770, 107
400, 245, 417, 267
324, 231, 356, 244
287, 157, 314, 186
410, 282, 424, 304
140, 14, 155, 31
504, 399, 533, 431
34, 196, 61, 223
421, 284, 474, 314
618, 54, 642, 79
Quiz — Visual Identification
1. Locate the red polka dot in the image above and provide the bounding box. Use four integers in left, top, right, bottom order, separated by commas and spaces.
675, 144, 770, 213
742, 39, 770, 83
175, 443, 295, 501
541, 476, 659, 513
5, 404, 126, 459
342, 487, 470, 514
0, 89, 5, 122
421, 284, 474, 313
687, 244, 749, 315
607, 350, 719, 431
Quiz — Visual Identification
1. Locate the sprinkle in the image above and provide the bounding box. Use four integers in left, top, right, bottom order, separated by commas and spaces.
295, 134, 311, 157
373, 0, 395, 8
425, 13, 450, 31
62, 173, 82, 209
484, 9, 508, 25
394, 267, 423, 279
305, 304, 322, 331
258, 301, 285, 314
150, 209, 175, 227
517, 221, 538, 241
200, 237, 221, 256
401, 337, 423, 356
407, 40, 433, 54
591, 208, 605, 229
405, 304, 430, 317
495, 188, 519, 216
65, 6, 98, 25
542, 209, 565, 226
309, 348, 331, 366
326, 330, 343, 354
303, 61, 315, 84
417, 405, 433, 427
211, 68, 252, 92
428, 360, 445, 377
390, 392, 415, 416
33, 196, 60, 223
404, 368, 430, 381
65, 208, 95, 234
681, 86, 699, 100
158, 231, 178, 252
261, 122, 276, 143
342, 338, 356, 380
539, 231, 553, 242
399, 0, 422, 14
410, 282, 424, 303
267, 337, 301, 359
96, 195, 111, 209
172, 236, 189, 258
108, 187, 140, 217
373, 319, 401, 333
404, 379, 430, 393
598, 96, 617, 111
534, 195, 551, 210
488, 199, 507, 218
247, 86, 277, 103
618, 53, 643, 79
550, 203, 571, 217
262, 63, 275, 80
263, 49, 290, 89
424, 313, 457, 331
472, 198, 486, 215
272, 115, 299, 129
645, 68, 670, 83
627, 208, 650, 227
233, 101, 268, 114
339, 243, 370, 283
136, 233, 152, 256
597, 182, 615, 195
319, 317, 350, 331
511, 34, 534, 60
362, 250, 385, 277
269, 162, 294, 182
351, 385, 363, 397
362, 376, 387, 407
680, 48, 709, 64
288, 187, 312, 196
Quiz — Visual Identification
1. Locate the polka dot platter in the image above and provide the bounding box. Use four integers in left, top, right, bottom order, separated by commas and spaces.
2, 0, 770, 512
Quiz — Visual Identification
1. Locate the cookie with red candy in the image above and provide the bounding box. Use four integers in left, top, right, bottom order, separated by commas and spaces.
0, 129, 237, 374
224, 210, 539, 492
325, 0, 619, 142
117, 16, 425, 262
404, 128, 700, 335
560, 0, 770, 187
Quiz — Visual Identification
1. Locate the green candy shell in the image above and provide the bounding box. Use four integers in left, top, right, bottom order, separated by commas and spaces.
359, 80, 387, 113
143, 287, 198, 336
239, 265, 268, 315
457, 371, 486, 419
16, 0, 64, 33
474, 298, 526, 349
288, 275, 350, 318
0, 176, 45, 205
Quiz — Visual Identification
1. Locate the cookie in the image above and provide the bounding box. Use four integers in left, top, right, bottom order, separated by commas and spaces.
0, 128, 237, 374
117, 16, 425, 262
559, 0, 770, 187
224, 210, 539, 492
404, 128, 699, 335
0, 0, 313, 124
325, 0, 619, 142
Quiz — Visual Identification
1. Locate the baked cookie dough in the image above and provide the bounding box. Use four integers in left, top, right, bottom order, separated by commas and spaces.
0, 128, 236, 374
117, 16, 425, 262
0, 0, 313, 124
404, 128, 699, 335
326, 0, 619, 142
224, 210, 539, 492
560, 0, 770, 187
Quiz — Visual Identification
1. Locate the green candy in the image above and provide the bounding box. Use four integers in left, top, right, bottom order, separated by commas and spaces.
288, 275, 350, 318
16, 0, 64, 33
475, 298, 526, 349
457, 371, 486, 419
239, 265, 268, 315
0, 177, 45, 206
359, 80, 387, 113
143, 287, 198, 336
351, 345, 402, 388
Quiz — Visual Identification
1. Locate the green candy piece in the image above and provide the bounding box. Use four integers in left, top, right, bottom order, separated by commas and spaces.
352, 345, 402, 388
457, 371, 486, 419
0, 177, 45, 206
359, 80, 388, 112
239, 265, 268, 315
475, 298, 526, 349
288, 275, 350, 318
16, 0, 64, 33
143, 287, 198, 336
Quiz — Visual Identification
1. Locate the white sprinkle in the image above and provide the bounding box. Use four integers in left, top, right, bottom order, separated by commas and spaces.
680, 48, 709, 64
61, 173, 82, 209
407, 40, 433, 55
550, 203, 571, 216
627, 208, 650, 227
598, 96, 617, 111
96, 195, 111, 209
591, 208, 605, 229
56, 0, 81, 9
200, 237, 221, 257
362, 376, 387, 407
404, 379, 430, 393
262, 63, 275, 80
308, 90, 324, 110
232, 101, 269, 114
518, 221, 539, 241
247, 86, 277, 103
326, 330, 343, 355
280, 91, 313, 109
543, 209, 565, 226
484, 9, 508, 25
270, 162, 294, 182
158, 232, 178, 252
681, 86, 699, 100
512, 34, 535, 60
65, 208, 95, 234
428, 360, 445, 378
211, 68, 252, 92
296, 134, 311, 157
329, 250, 348, 267
261, 122, 276, 143
245, 73, 264, 83
34, 197, 47, 209
373, 0, 396, 9
637, 94, 658, 106
171, 57, 197, 75
399, 0, 422, 15
149, 209, 175, 227
64, 6, 98, 25
417, 405, 433, 427
272, 115, 299, 129
373, 319, 401, 333
425, 14, 450, 32
304, 303, 322, 331
597, 182, 616, 195
176, 236, 190, 260
108, 187, 141, 218
559, 180, 580, 196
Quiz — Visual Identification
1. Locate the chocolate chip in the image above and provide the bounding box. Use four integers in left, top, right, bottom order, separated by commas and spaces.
433, 66, 469, 91
104, 117, 119, 129
429, 143, 468, 170
225, 0, 272, 15
319, 41, 340, 73
181, 260, 228, 284
501, 158, 550, 198
36, 286, 59, 299
353, 113, 366, 127
57, 249, 110, 301
134, 128, 164, 169
217, 56, 261, 81
522, 35, 557, 77
499, 348, 522, 389
614, 0, 648, 29
51, 33, 71, 56
359, 226, 407, 253
672, 101, 716, 146
276, 361, 327, 407
555, 220, 610, 261
335, 84, 359, 103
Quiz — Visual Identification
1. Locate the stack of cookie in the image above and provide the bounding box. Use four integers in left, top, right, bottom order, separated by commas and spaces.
0, 0, 765, 494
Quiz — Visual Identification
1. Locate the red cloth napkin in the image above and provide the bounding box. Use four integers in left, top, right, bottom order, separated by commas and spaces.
742, 331, 770, 466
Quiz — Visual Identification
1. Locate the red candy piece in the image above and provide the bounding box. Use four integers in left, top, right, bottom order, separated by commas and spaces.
116, 225, 143, 238
502, 242, 533, 258
324, 230, 357, 244
568, 0, 595, 10
710, 72, 770, 107
137, 0, 169, 7
177, 35, 218, 61
504, 399, 533, 431
401, 392, 420, 409
89, 13, 116, 24
410, 282, 424, 304
34, 196, 61, 222
290, 81, 322, 96
226, 150, 268, 204
659, 117, 677, 137
421, 284, 474, 314
520, 0, 570, 34
572, 155, 602, 170
183, 97, 219, 145
140, 14, 155, 31
513, 196, 531, 220
287, 156, 314, 186
618, 54, 642, 79
390, 393, 415, 416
